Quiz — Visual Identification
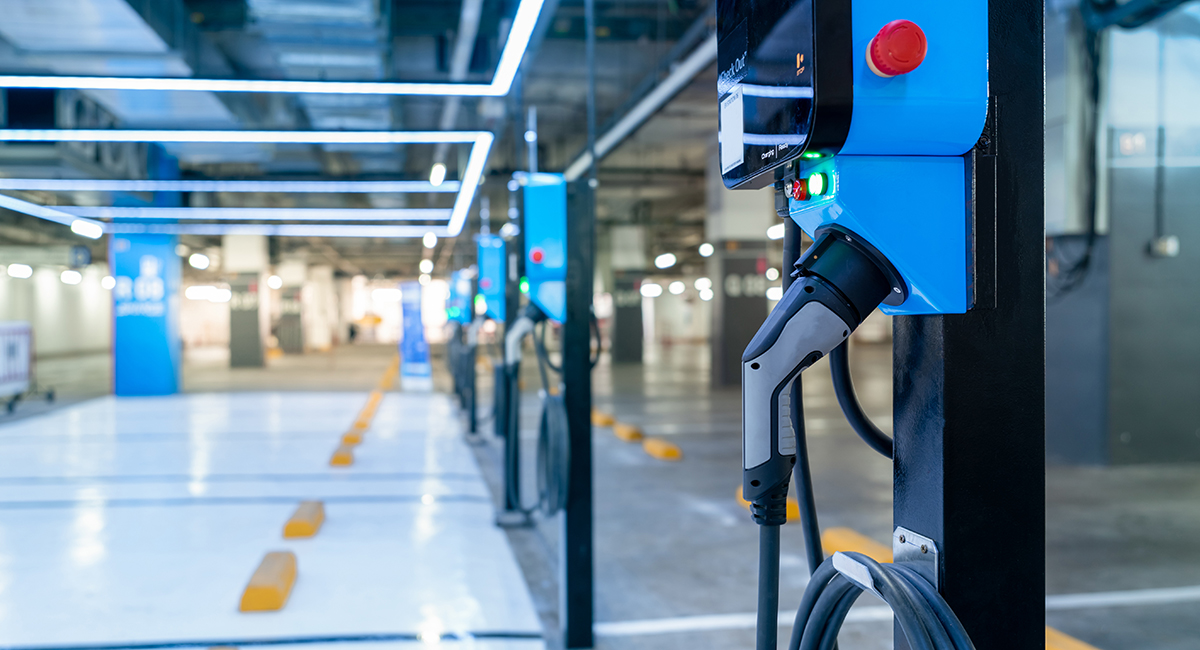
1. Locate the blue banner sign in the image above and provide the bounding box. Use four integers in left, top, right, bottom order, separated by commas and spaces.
110, 234, 180, 396
399, 281, 433, 390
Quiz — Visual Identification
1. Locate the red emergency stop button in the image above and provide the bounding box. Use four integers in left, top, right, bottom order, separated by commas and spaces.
867, 20, 927, 78
530, 247, 545, 264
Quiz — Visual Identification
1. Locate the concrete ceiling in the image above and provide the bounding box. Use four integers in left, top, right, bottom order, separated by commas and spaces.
0, 0, 717, 276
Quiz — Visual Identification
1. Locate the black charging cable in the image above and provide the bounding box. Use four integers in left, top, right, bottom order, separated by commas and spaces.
788, 553, 975, 650
829, 341, 893, 458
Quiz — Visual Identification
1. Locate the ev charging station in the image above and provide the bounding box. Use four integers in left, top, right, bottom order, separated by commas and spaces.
498, 172, 571, 526
446, 269, 476, 435
721, 0, 1045, 648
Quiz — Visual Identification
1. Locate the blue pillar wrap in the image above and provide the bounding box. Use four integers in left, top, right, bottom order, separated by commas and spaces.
399, 282, 432, 385
110, 234, 181, 396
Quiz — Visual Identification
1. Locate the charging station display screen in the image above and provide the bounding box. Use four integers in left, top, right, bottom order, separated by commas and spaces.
718, 0, 850, 189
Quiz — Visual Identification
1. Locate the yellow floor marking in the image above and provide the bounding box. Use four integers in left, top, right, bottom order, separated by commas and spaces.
591, 410, 615, 426
239, 551, 297, 612
282, 501, 325, 539
734, 486, 802, 521
341, 430, 363, 445
1046, 626, 1103, 650
329, 444, 355, 467
612, 422, 644, 442
642, 437, 683, 461
821, 527, 893, 562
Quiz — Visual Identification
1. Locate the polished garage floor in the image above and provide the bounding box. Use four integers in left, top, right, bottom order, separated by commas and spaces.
0, 390, 542, 649
2, 343, 1199, 650
486, 342, 1200, 650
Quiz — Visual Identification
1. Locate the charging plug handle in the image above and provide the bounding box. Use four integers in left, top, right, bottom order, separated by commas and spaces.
741, 229, 902, 525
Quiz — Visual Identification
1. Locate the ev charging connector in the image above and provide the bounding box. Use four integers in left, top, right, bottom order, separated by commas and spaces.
741, 227, 904, 522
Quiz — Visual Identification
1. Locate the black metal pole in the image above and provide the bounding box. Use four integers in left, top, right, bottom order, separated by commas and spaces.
562, 179, 596, 650
892, 1, 1045, 648
561, 2, 598, 643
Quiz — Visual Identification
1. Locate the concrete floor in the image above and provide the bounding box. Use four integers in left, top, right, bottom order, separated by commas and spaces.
0, 387, 542, 649
4, 341, 1200, 649
477, 341, 1200, 650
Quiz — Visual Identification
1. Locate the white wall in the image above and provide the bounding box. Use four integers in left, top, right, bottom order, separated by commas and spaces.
179, 284, 230, 348
0, 264, 112, 356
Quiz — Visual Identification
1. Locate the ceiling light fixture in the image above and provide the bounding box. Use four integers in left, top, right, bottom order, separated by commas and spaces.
105, 223, 448, 238
423, 232, 439, 249
0, 131, 493, 238
7, 263, 33, 279
0, 0, 546, 97
429, 163, 447, 187
419, 259, 434, 274
58, 207, 452, 222
0, 179, 461, 193
654, 253, 677, 269
188, 253, 211, 270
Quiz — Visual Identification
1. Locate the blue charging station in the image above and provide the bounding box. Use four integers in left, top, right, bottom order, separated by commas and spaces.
477, 234, 507, 323
521, 173, 568, 323
719, 0, 987, 315
447, 270, 473, 324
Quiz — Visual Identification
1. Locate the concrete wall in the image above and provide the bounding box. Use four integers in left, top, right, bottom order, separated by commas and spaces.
0, 264, 111, 357
1046, 7, 1200, 464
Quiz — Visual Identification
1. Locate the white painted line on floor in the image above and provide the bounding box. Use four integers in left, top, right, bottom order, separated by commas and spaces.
595, 583, 1200, 638
593, 607, 892, 637
1045, 584, 1200, 610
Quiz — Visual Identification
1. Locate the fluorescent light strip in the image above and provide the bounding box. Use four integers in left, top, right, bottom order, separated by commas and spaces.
447, 132, 493, 237
106, 223, 450, 238
0, 0, 544, 96
0, 130, 482, 144
0, 179, 461, 193
0, 130, 493, 237
0, 193, 104, 237
58, 207, 451, 222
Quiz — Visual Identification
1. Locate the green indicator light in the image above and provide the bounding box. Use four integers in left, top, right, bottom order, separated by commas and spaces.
802, 152, 824, 159
807, 172, 828, 196
519, 277, 530, 294
474, 295, 485, 307
447, 307, 461, 318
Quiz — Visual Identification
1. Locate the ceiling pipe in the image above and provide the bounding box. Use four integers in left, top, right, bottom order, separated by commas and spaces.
433, 0, 486, 165
563, 33, 716, 182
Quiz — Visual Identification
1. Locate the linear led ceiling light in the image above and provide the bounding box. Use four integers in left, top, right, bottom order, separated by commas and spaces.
105, 223, 450, 238
0, 193, 103, 239
0, 130, 493, 237
58, 207, 453, 222
0, 0, 544, 97
0, 179, 461, 193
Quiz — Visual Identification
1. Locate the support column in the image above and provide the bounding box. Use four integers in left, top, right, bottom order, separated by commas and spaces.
562, 179, 595, 650
110, 234, 181, 396
609, 225, 646, 363
892, 1, 1045, 647
276, 259, 307, 355
706, 140, 775, 386
223, 235, 268, 367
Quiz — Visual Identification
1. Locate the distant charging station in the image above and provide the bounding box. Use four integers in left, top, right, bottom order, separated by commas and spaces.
521, 173, 568, 323
476, 234, 507, 323
447, 270, 473, 324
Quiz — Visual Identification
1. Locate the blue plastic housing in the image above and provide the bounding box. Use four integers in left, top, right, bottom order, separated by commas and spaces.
476, 234, 507, 323
841, 3, 988, 156
446, 270, 473, 324
522, 173, 568, 323
789, 155, 969, 315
